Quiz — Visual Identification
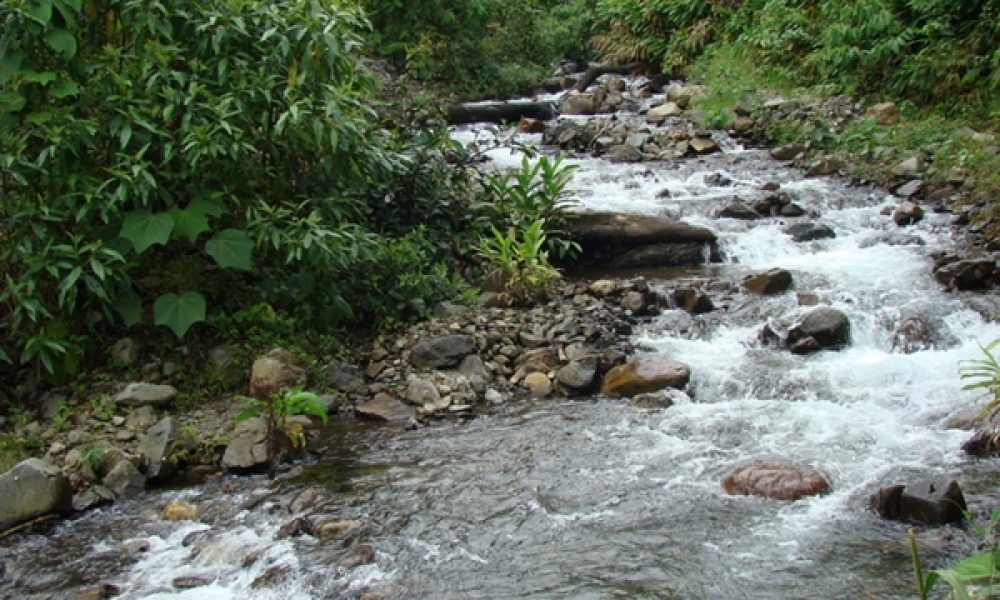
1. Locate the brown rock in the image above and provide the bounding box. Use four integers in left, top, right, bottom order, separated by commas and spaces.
161, 500, 198, 521
866, 102, 899, 125
671, 288, 714, 314
517, 117, 546, 134
893, 201, 925, 226
723, 461, 831, 501
601, 355, 691, 397
742, 268, 793, 295
523, 372, 552, 398
689, 137, 718, 155
870, 479, 966, 525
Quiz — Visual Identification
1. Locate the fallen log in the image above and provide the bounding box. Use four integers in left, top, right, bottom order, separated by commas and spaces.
572, 62, 648, 92
445, 101, 556, 125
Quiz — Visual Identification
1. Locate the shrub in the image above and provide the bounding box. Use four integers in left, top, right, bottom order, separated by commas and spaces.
478, 219, 561, 305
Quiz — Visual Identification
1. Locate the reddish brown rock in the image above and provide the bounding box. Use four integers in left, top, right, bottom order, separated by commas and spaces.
742, 268, 793, 295
723, 461, 831, 501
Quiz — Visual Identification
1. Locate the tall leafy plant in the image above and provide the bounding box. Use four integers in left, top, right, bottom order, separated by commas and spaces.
0, 0, 388, 384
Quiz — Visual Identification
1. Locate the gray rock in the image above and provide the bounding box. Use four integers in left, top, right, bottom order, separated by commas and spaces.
718, 201, 759, 220
605, 144, 644, 163
38, 391, 67, 422
138, 417, 179, 481
323, 362, 365, 394
72, 485, 116, 512
892, 156, 923, 177
114, 382, 177, 408
610, 243, 714, 269
893, 180, 925, 198
126, 405, 158, 431
783, 222, 836, 242
221, 417, 269, 469
409, 335, 476, 369
859, 232, 925, 248
742, 268, 793, 295
405, 375, 442, 408
787, 307, 851, 352
103, 461, 145, 497
0, 458, 73, 531
356, 394, 416, 422
458, 355, 489, 394
557, 357, 598, 391
559, 92, 598, 115
567, 212, 717, 246
646, 102, 682, 123
934, 258, 997, 290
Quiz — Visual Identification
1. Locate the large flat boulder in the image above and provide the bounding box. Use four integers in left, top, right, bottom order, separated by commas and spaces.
0, 458, 73, 531
409, 335, 477, 370
567, 212, 718, 267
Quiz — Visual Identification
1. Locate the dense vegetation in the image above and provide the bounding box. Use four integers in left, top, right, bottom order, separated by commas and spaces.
3, 0, 999, 408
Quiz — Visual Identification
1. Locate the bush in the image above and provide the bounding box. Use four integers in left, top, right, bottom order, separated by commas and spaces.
478, 219, 561, 306
0, 0, 481, 392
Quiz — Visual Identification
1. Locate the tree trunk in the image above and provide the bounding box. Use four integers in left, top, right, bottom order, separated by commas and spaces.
572, 62, 649, 92
445, 101, 556, 125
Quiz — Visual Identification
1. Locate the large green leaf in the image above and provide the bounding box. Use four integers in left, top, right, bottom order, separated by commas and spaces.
49, 79, 79, 99
44, 28, 77, 60
169, 202, 211, 244
153, 292, 206, 338
26, 0, 53, 25
205, 229, 253, 270
120, 210, 175, 253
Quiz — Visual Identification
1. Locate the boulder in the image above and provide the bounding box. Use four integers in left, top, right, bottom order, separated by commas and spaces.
323, 362, 366, 395
718, 201, 759, 220
608, 243, 714, 269
0, 458, 73, 531
723, 461, 831, 501
742, 268, 793, 295
770, 144, 805, 161
601, 355, 691, 397
870, 479, 966, 525
221, 417, 270, 470
559, 92, 598, 115
409, 335, 476, 369
866, 102, 899, 125
250, 349, 306, 398
783, 222, 836, 242
892, 156, 923, 177
671, 288, 714, 314
103, 461, 145, 497
356, 393, 416, 422
137, 416, 181, 481
523, 372, 552, 398
404, 375, 442, 408
646, 102, 682, 123
786, 307, 851, 352
161, 499, 198, 521
605, 144, 644, 163
517, 117, 547, 134
893, 180, 924, 198
689, 137, 719, 155
567, 212, 717, 247
934, 258, 997, 290
72, 485, 116, 512
557, 356, 599, 392
114, 382, 177, 408
458, 355, 490, 394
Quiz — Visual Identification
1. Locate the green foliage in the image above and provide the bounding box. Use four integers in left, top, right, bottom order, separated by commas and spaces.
912, 508, 1000, 600
363, 0, 596, 98
80, 442, 106, 474
0, 0, 486, 391
486, 154, 581, 260
960, 340, 1000, 410
237, 387, 328, 453
478, 219, 561, 305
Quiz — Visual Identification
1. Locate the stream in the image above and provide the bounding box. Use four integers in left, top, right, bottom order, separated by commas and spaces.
3, 81, 1000, 599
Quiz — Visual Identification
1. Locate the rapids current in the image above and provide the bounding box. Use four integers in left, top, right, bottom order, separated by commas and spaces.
3, 87, 1000, 599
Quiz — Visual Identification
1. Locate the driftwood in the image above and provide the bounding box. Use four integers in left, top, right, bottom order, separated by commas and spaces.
572, 62, 648, 92
445, 101, 556, 125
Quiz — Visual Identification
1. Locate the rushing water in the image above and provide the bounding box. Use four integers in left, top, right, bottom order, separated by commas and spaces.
3, 84, 1000, 599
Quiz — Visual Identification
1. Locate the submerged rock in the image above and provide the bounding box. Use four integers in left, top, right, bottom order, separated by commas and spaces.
783, 222, 836, 242
723, 461, 831, 501
356, 394, 416, 422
